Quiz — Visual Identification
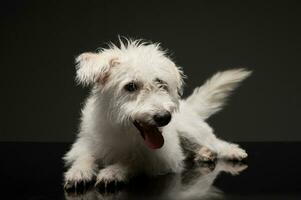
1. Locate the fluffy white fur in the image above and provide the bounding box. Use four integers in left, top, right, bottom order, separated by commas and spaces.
63, 39, 251, 190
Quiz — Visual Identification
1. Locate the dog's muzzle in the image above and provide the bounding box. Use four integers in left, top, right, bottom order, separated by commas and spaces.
133, 112, 172, 149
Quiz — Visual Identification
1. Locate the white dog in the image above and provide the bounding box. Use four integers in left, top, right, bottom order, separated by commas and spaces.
63, 39, 251, 191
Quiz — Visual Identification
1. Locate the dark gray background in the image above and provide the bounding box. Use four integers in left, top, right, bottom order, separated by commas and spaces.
1, 0, 300, 142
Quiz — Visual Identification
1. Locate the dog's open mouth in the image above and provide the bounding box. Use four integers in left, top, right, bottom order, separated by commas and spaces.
133, 121, 164, 149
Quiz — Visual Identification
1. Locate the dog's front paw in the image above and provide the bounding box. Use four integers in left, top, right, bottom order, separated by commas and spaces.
95, 166, 126, 193
220, 144, 248, 161
64, 167, 95, 194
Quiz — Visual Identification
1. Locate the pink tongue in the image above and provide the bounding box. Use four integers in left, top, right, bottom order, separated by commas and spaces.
143, 128, 164, 149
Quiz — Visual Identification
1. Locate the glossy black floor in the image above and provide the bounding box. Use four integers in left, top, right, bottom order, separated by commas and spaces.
1, 142, 300, 199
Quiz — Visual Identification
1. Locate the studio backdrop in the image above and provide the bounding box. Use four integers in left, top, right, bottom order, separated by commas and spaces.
1, 0, 300, 142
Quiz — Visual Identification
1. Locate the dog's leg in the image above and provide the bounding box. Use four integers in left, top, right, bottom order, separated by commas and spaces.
95, 163, 129, 191
63, 138, 97, 192
180, 122, 247, 161
205, 137, 248, 160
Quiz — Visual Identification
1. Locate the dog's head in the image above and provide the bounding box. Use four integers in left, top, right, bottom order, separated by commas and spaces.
75, 39, 184, 149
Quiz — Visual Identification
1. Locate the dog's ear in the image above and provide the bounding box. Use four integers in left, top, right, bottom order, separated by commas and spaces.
75, 52, 119, 86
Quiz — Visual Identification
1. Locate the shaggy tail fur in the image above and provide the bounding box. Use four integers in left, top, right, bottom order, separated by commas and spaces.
185, 68, 252, 120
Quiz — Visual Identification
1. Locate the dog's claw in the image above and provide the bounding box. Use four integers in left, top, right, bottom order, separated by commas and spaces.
96, 180, 125, 193
64, 180, 94, 195
64, 181, 73, 193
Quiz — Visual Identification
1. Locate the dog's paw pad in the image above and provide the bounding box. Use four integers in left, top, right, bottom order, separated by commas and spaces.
195, 147, 217, 162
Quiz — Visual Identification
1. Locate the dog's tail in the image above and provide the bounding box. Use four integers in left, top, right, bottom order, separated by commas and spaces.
184, 68, 251, 120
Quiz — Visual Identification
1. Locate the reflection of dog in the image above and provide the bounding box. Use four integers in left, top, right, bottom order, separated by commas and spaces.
63, 39, 251, 191
65, 160, 248, 199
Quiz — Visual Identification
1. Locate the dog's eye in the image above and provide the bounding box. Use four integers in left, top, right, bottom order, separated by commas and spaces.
155, 78, 168, 91
124, 82, 138, 92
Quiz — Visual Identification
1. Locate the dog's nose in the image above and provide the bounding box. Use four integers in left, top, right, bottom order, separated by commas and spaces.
153, 112, 172, 127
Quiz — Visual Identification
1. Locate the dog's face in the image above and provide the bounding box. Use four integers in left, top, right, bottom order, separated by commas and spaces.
75, 41, 184, 149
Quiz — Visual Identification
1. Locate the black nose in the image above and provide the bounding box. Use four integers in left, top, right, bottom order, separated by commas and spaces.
153, 112, 172, 127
